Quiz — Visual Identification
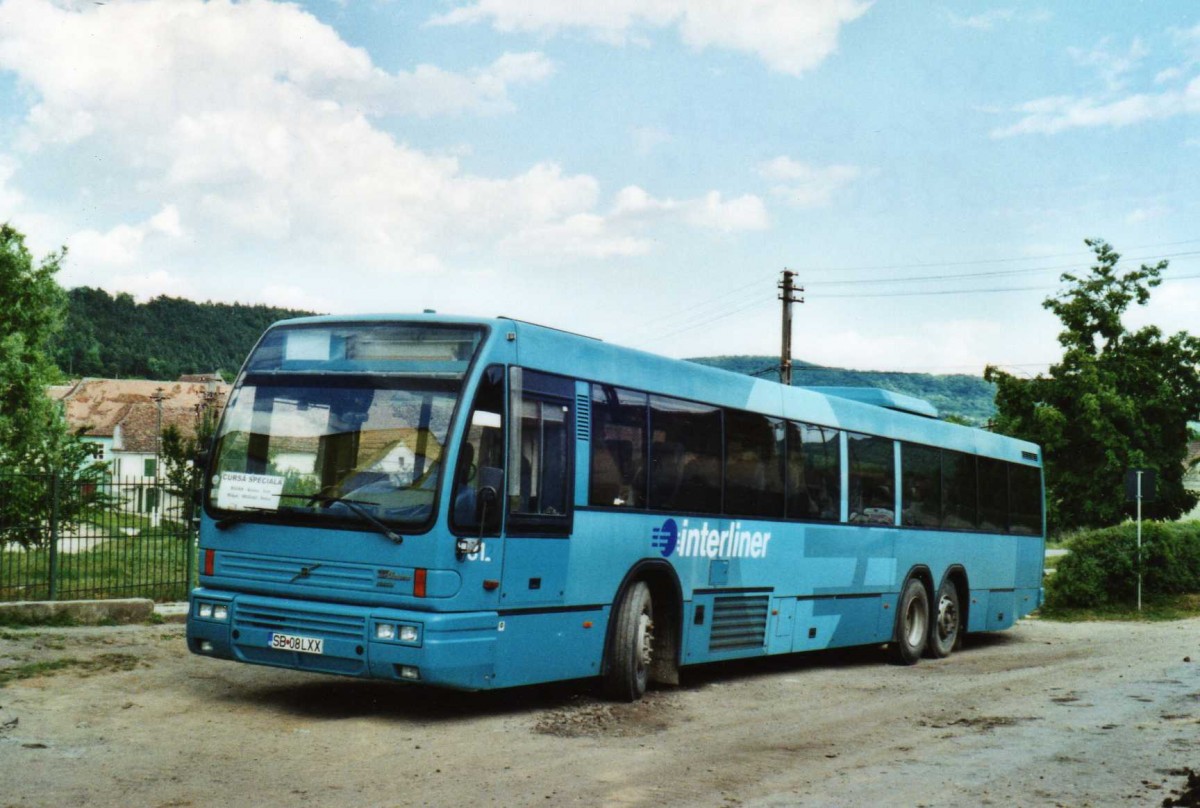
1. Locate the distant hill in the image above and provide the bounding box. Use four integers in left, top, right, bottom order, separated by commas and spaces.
688, 356, 996, 425
49, 291, 997, 422
52, 287, 316, 381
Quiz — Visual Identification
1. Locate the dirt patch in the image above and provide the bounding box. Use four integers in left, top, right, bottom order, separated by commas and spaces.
532, 690, 679, 737
0, 618, 1197, 807
920, 715, 1041, 732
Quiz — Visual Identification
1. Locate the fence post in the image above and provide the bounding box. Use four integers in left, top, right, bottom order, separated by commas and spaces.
47, 471, 60, 601
186, 478, 197, 597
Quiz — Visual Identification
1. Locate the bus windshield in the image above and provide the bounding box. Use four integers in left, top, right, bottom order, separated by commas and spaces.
207, 323, 483, 529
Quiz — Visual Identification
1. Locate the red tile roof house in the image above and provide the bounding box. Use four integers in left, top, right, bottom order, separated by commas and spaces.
49, 375, 228, 522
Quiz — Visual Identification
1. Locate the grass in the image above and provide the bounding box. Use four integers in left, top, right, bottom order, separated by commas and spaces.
1, 511, 196, 603
0, 653, 143, 688
0, 611, 82, 628
1038, 593, 1200, 622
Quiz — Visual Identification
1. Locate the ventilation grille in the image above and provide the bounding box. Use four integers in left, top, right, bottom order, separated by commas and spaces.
235, 599, 366, 640
575, 392, 591, 442
709, 596, 769, 651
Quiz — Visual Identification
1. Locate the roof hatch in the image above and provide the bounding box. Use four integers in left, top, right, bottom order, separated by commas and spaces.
803, 386, 940, 419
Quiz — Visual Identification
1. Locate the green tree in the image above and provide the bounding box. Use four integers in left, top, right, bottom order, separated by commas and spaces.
160, 409, 217, 530
0, 223, 68, 469
0, 223, 104, 546
985, 239, 1200, 532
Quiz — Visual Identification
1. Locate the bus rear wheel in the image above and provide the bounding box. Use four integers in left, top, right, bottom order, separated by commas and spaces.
926, 580, 961, 659
887, 577, 929, 665
603, 581, 654, 701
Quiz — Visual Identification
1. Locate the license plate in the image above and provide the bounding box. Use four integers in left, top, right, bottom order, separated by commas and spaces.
269, 632, 324, 655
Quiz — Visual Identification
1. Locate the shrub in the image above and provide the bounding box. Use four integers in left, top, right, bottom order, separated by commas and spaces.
1045, 521, 1200, 608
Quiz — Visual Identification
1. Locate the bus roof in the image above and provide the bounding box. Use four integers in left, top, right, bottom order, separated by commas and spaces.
263, 313, 1039, 466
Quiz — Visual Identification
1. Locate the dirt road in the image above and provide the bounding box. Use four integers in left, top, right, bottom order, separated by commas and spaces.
1, 617, 1198, 807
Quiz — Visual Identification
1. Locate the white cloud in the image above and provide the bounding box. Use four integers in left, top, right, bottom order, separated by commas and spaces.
946, 9, 1015, 31
1126, 204, 1170, 224
339, 51, 556, 118
1155, 66, 1184, 85
1068, 37, 1148, 91
103, 269, 196, 302
430, 0, 872, 76
631, 126, 672, 156
992, 76, 1200, 137
0, 154, 23, 217
66, 204, 182, 268
0, 0, 765, 284
684, 191, 769, 232
611, 185, 768, 231
758, 157, 862, 207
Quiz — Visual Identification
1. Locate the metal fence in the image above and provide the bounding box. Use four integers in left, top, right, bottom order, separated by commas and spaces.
0, 472, 198, 603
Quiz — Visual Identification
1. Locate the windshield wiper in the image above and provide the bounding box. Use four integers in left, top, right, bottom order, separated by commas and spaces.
214, 506, 276, 530
279, 493, 404, 545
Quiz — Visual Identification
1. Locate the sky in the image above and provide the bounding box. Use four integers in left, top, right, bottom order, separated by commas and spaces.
0, 1, 1198, 377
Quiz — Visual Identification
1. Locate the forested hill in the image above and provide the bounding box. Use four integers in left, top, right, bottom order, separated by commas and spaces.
50, 290, 996, 422
52, 287, 316, 380
687, 356, 996, 424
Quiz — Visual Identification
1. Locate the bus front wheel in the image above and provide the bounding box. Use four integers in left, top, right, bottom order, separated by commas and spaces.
888, 577, 929, 665
603, 581, 654, 701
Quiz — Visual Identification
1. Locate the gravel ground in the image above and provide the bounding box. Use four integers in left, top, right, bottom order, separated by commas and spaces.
1, 616, 1198, 807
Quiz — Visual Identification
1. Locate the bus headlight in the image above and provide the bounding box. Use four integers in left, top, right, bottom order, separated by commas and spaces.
197, 603, 213, 619
212, 605, 229, 621
398, 625, 418, 643
376, 623, 396, 641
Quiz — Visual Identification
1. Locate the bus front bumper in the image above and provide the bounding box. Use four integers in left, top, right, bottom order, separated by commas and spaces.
186, 589, 499, 690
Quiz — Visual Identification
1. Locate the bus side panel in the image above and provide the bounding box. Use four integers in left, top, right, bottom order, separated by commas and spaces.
792, 595, 889, 652
492, 608, 607, 687
967, 589, 990, 632
500, 538, 569, 607
1015, 534, 1045, 589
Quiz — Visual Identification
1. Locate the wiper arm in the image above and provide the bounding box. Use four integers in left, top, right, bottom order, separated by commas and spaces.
214, 507, 276, 530
279, 493, 404, 545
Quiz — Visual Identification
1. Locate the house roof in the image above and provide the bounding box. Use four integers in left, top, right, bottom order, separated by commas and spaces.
52, 376, 230, 453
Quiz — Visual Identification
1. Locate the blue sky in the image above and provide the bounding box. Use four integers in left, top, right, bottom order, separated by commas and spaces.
0, 1, 1197, 375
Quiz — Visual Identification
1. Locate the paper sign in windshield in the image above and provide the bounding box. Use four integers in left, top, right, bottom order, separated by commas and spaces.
216, 472, 285, 512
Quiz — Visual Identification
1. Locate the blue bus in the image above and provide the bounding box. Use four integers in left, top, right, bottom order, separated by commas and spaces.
188, 314, 1044, 700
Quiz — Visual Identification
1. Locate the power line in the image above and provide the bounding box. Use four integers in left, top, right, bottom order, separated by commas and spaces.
812, 271, 1200, 300
801, 238, 1200, 273
804, 251, 1200, 288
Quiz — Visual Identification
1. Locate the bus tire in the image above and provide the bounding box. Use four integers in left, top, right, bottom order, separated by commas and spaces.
926, 579, 961, 659
603, 581, 654, 702
887, 577, 929, 666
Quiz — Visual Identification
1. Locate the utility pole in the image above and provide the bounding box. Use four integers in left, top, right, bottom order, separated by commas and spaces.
778, 269, 804, 386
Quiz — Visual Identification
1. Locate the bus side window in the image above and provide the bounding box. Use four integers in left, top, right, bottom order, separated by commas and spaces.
1009, 463, 1042, 535
941, 450, 978, 530
901, 443, 941, 528
589, 385, 647, 508
508, 368, 574, 535
978, 457, 1008, 533
787, 422, 840, 522
848, 433, 895, 525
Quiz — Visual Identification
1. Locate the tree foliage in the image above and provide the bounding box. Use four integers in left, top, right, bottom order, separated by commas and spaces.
53, 286, 315, 380
986, 239, 1200, 532
0, 224, 104, 546
0, 223, 70, 470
